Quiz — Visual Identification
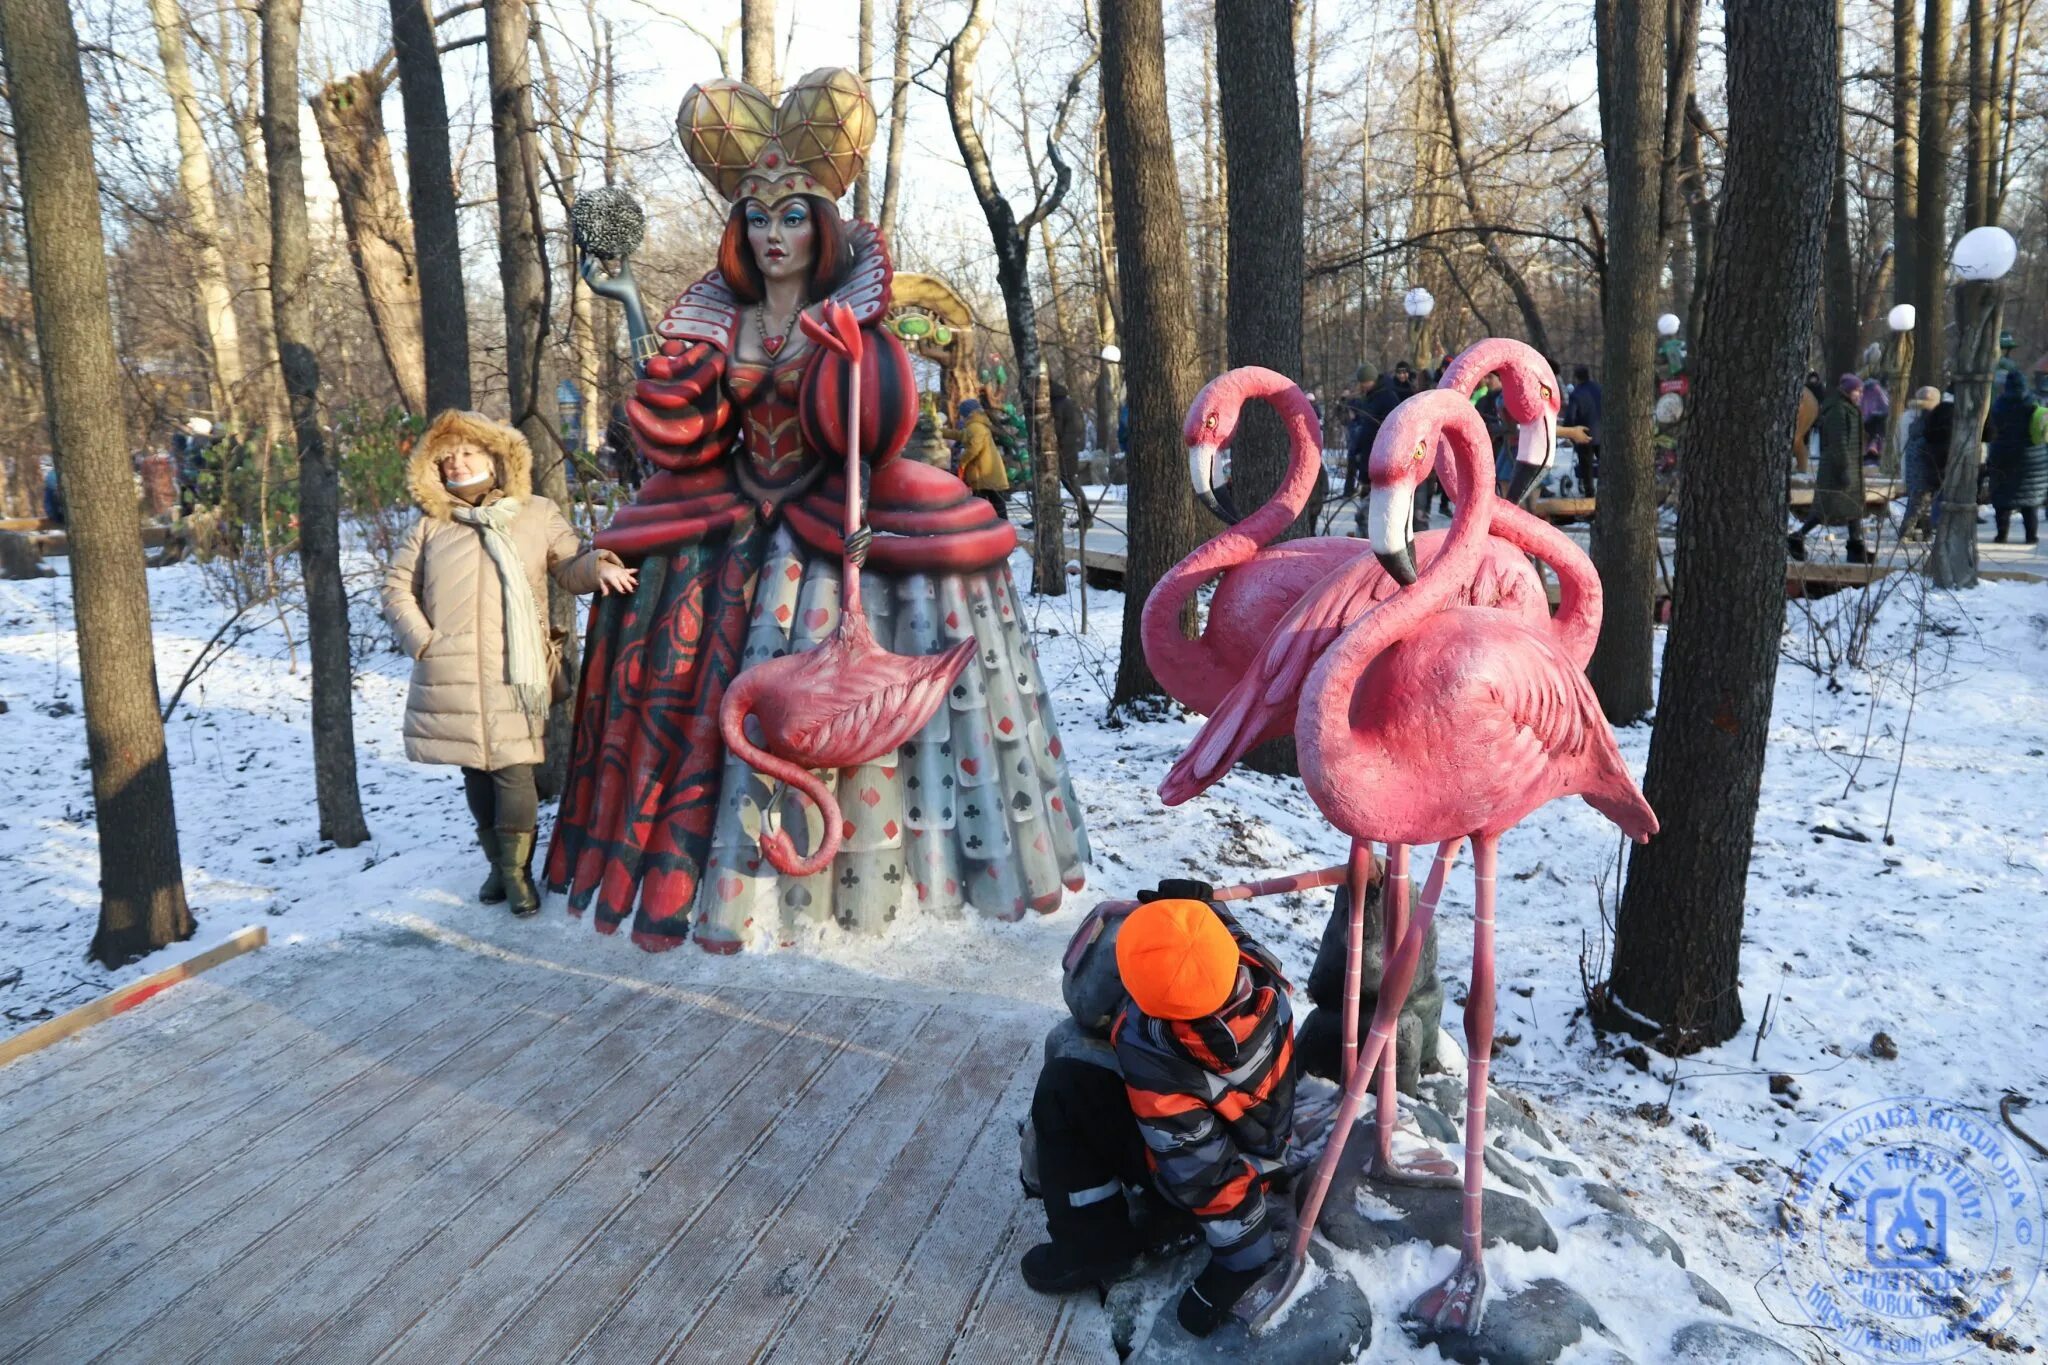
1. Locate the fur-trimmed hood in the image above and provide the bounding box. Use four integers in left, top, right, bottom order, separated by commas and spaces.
406, 410, 535, 520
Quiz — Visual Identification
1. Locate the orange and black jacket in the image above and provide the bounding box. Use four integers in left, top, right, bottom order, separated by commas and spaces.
1110, 906, 1297, 1271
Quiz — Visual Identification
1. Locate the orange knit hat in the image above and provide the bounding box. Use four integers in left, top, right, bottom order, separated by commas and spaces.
1115, 899, 1240, 1020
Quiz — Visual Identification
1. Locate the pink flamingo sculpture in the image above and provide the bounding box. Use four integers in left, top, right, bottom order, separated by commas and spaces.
718, 300, 975, 877
1245, 389, 1657, 1333
1160, 344, 1581, 1187
1142, 366, 1546, 733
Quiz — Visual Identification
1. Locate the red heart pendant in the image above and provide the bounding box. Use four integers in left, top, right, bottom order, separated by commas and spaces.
763, 335, 784, 357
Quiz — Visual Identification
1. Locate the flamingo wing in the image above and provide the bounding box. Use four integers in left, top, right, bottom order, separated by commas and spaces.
1162, 554, 1395, 803
789, 639, 976, 769
1473, 634, 1657, 842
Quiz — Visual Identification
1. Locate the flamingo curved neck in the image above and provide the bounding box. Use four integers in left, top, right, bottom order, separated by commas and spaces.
1143, 371, 1323, 693
1483, 502, 1601, 666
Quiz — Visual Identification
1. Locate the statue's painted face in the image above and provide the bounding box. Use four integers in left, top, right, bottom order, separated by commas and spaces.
746, 198, 815, 285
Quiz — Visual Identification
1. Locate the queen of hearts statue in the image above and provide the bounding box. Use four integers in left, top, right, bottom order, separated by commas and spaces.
545, 69, 1090, 952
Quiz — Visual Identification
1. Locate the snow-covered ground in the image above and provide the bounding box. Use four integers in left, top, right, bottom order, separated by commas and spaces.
3, 535, 2045, 1361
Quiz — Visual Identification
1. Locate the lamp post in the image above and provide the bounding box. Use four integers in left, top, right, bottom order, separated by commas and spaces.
1403, 287, 1434, 374
1880, 303, 1916, 481
1932, 226, 2017, 589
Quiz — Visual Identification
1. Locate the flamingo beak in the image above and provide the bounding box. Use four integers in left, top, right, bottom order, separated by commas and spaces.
1506, 410, 1556, 506
1367, 484, 1417, 584
1189, 442, 1240, 524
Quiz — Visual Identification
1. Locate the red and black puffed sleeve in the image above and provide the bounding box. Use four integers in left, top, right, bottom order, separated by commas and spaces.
798, 324, 919, 469
625, 340, 734, 473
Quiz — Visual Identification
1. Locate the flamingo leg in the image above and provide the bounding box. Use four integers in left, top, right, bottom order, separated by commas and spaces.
1409, 832, 1498, 1335
1340, 840, 1372, 1085
1371, 837, 1464, 1187
1260, 844, 1448, 1324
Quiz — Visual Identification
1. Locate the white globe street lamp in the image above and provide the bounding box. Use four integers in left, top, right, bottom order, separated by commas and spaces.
1952, 226, 2018, 281
1402, 287, 1435, 319
1099, 344, 1122, 364
1888, 303, 1917, 332
1656, 313, 1681, 337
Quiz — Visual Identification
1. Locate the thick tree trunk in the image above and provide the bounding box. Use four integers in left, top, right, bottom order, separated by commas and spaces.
390, 0, 471, 411
2, 0, 196, 964
311, 72, 428, 414
263, 0, 370, 849
1824, 0, 1860, 377
1216, 0, 1310, 534
485, 0, 575, 795
1893, 0, 1921, 321
1217, 0, 1311, 776
1912, 0, 1953, 392
854, 0, 873, 221
1588, 0, 1667, 722
1102, 0, 1205, 706
741, 0, 776, 96
877, 0, 913, 238
1964, 0, 1989, 227
1608, 0, 1838, 1052
146, 0, 248, 427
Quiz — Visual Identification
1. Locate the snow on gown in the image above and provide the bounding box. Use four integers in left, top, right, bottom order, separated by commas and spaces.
545, 223, 1090, 952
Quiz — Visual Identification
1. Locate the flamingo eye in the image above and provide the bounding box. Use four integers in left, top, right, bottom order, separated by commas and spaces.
1412, 440, 1428, 464
1203, 413, 1218, 432
1540, 384, 1553, 401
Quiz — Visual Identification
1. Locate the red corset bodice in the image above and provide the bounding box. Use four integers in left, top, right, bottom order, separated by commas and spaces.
598, 335, 1017, 574
726, 354, 810, 491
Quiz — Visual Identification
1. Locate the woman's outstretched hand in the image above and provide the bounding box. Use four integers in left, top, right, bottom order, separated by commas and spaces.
595, 561, 639, 596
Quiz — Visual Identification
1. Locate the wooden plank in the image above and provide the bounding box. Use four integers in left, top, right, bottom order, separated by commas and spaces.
0, 945, 427, 1212
749, 1022, 1037, 1364
0, 926, 266, 1071
0, 517, 58, 533
288, 990, 841, 1363
0, 976, 264, 1121
947, 1198, 1103, 1363
626, 1007, 981, 1363
135, 981, 689, 1364
49, 974, 619, 1364
1982, 566, 2047, 583
849, 1045, 1044, 1363
0, 956, 526, 1354
421, 995, 887, 1365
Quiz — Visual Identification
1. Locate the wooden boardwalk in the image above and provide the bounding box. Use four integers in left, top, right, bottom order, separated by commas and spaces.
0, 926, 1115, 1364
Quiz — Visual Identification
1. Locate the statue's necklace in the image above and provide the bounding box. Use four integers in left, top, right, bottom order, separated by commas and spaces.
757, 302, 799, 359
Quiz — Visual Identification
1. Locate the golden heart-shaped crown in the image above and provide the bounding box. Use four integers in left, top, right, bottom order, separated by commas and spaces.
678, 68, 877, 208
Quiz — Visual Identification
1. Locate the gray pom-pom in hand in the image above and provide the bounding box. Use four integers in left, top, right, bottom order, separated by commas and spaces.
570, 186, 645, 262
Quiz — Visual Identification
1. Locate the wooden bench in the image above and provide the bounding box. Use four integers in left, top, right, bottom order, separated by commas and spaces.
1532, 488, 1895, 527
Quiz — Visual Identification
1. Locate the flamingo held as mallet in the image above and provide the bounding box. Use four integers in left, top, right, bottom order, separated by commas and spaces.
717, 299, 976, 877
1242, 390, 1657, 1333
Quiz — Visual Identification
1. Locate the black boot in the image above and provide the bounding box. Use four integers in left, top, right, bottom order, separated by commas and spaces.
1177, 1256, 1278, 1337
1021, 1220, 1142, 1294
476, 827, 506, 904
1786, 533, 1807, 561
496, 829, 540, 917
1133, 1188, 1203, 1258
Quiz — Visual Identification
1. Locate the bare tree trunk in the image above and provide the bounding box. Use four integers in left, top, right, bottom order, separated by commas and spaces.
1824, 0, 1860, 376
146, 0, 248, 426
1679, 96, 1714, 339
1965, 0, 1988, 227
1610, 0, 1839, 1050
263, 0, 370, 849
1894, 0, 1921, 320
1932, 281, 1998, 586
1986, 0, 2008, 220
1217, 0, 1309, 531
3, 0, 196, 965
741, 0, 776, 96
486, 0, 575, 795
1093, 118, 1121, 461
1424, 0, 1552, 354
390, 0, 472, 411
1912, 0, 1953, 392
1196, 32, 1224, 374
854, 0, 873, 220
877, 0, 912, 237
1102, 0, 1205, 705
943, 0, 1087, 596
311, 73, 428, 414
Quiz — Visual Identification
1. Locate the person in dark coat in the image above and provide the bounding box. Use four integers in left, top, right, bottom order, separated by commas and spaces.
1790, 373, 1871, 563
1986, 369, 2047, 544
1899, 387, 1944, 540
1341, 368, 1380, 497
1562, 365, 1602, 496
1022, 892, 1297, 1338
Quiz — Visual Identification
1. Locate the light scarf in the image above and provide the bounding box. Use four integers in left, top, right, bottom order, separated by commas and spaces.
450, 497, 548, 723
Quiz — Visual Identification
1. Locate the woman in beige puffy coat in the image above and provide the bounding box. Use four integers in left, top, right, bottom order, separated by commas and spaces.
382, 411, 637, 915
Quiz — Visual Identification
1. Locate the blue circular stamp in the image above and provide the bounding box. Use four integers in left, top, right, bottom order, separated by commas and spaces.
1770, 1096, 2045, 1360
